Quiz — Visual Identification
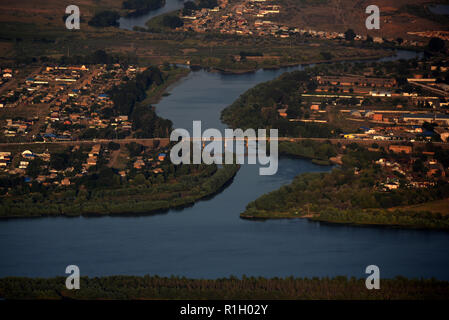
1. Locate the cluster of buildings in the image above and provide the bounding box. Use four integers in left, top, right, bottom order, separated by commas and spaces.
0, 149, 49, 175
0, 64, 140, 141
2, 118, 35, 137
133, 152, 167, 174
314, 74, 449, 99
39, 64, 139, 141
181, 0, 296, 37
375, 148, 446, 191
0, 141, 171, 189
339, 111, 449, 142
0, 68, 13, 89
0, 146, 90, 187
407, 30, 449, 42
176, 0, 435, 44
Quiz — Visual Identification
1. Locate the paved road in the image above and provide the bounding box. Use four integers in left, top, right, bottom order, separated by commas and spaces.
1, 137, 448, 148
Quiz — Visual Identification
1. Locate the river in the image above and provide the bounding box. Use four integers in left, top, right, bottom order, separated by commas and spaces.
119, 0, 187, 30
429, 4, 449, 15
1, 48, 449, 280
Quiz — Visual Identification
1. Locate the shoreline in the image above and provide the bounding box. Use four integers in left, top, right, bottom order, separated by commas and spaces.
191, 52, 396, 75
240, 213, 449, 232
0, 164, 240, 220
144, 66, 190, 105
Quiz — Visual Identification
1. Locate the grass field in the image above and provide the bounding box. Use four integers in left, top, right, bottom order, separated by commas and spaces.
391, 199, 449, 215
278, 0, 449, 40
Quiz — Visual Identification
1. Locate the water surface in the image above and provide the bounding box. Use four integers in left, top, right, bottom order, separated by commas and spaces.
1, 50, 448, 281
429, 4, 449, 15
119, 0, 186, 30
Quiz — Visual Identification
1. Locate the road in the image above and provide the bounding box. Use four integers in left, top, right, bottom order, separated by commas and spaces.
1, 137, 448, 149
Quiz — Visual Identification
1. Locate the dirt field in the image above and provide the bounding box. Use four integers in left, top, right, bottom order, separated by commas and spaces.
279, 0, 449, 40
0, 0, 122, 26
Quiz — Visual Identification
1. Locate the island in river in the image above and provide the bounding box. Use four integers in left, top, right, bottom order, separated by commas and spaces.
221, 54, 449, 230
0, 62, 239, 218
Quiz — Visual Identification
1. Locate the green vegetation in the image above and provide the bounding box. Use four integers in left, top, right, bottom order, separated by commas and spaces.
390, 198, 449, 215
242, 143, 449, 230
344, 29, 356, 41
146, 11, 184, 32
107, 65, 173, 138
0, 160, 239, 218
428, 37, 446, 52
162, 16, 184, 29
123, 0, 166, 16
88, 11, 120, 28
221, 70, 335, 137
182, 1, 198, 16
1, 275, 448, 299
80, 64, 187, 140
140, 64, 189, 104
279, 140, 336, 165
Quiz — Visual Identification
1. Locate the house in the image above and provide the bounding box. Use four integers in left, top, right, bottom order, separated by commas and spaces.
19, 161, 29, 169
22, 150, 34, 159
36, 175, 47, 183
153, 168, 164, 174
115, 115, 128, 122
384, 182, 399, 190
277, 108, 287, 118
134, 159, 145, 169
90, 145, 101, 156
427, 162, 445, 178
87, 156, 97, 166
158, 153, 167, 161
0, 152, 11, 160
389, 145, 412, 154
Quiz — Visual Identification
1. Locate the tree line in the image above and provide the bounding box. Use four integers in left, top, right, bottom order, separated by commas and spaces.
242, 142, 449, 229
1, 275, 448, 300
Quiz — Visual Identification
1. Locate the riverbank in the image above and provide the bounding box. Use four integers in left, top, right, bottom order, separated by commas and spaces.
0, 164, 239, 219
240, 142, 449, 231
123, 0, 166, 18
241, 207, 449, 231
1, 275, 448, 299
202, 52, 396, 75
142, 66, 190, 104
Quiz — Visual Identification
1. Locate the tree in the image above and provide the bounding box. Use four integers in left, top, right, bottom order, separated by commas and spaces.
88, 11, 120, 28
428, 37, 445, 52
198, 0, 218, 9
344, 29, 356, 41
108, 142, 121, 151
320, 51, 333, 60
162, 16, 184, 29
183, 1, 197, 16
